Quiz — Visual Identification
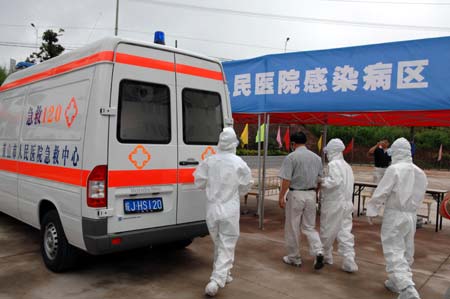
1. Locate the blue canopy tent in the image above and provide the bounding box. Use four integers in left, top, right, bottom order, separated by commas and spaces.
223, 36, 450, 126
223, 36, 450, 228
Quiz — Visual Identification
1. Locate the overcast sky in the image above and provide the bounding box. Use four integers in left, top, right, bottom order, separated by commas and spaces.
1, 0, 450, 70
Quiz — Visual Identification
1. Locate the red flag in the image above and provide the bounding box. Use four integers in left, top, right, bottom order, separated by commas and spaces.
283, 127, 290, 151
343, 138, 354, 155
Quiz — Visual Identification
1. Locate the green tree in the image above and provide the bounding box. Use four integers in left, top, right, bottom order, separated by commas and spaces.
415, 127, 450, 149
27, 29, 65, 63
306, 125, 450, 151
0, 66, 7, 85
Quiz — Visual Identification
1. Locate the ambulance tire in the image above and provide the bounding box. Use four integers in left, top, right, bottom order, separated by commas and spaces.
41, 210, 78, 272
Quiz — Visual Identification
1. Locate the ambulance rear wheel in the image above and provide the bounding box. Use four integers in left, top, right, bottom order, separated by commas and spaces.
41, 210, 78, 272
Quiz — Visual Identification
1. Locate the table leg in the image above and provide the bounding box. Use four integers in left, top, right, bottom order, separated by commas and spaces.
352, 186, 356, 217
357, 186, 362, 217
352, 186, 355, 205
435, 194, 439, 232
440, 194, 443, 230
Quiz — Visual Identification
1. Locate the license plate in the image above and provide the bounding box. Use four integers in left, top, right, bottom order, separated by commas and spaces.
123, 198, 164, 214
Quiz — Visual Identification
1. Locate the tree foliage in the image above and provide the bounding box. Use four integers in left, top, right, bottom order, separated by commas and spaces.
0, 66, 7, 85
415, 128, 450, 149
27, 29, 65, 63
305, 124, 450, 149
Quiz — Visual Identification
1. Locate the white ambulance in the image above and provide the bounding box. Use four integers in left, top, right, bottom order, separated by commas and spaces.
0, 37, 232, 272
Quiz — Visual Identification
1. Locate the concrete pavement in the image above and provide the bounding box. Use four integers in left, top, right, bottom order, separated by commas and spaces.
1, 158, 449, 298
1, 197, 449, 299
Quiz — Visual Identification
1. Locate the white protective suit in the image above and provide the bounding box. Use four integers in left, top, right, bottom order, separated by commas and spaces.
320, 139, 357, 272
366, 137, 428, 299
194, 127, 253, 293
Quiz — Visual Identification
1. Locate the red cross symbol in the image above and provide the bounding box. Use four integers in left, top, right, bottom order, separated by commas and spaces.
201, 146, 216, 160
64, 97, 79, 128
128, 145, 151, 170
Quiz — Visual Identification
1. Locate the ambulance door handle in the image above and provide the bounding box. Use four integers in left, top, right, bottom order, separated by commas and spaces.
179, 160, 199, 166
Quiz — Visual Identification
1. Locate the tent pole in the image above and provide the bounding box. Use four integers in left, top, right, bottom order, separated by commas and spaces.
321, 125, 328, 162
260, 113, 270, 230
257, 114, 262, 220
410, 127, 416, 161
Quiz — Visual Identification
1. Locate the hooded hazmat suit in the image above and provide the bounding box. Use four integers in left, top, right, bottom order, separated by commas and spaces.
366, 137, 428, 299
194, 127, 253, 293
320, 139, 358, 272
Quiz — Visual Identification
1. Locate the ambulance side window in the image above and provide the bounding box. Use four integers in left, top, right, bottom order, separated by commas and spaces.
118, 80, 171, 144
182, 88, 223, 145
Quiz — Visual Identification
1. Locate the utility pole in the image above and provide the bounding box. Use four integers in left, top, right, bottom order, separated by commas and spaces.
321, 125, 328, 163
114, 0, 119, 36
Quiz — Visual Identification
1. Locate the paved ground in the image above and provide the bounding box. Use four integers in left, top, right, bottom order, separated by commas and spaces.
1, 201, 449, 299
0, 158, 449, 299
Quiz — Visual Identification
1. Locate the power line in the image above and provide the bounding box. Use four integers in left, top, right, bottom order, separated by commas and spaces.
322, 0, 450, 5
0, 39, 84, 47
0, 36, 236, 59
0, 23, 112, 31
2, 2, 450, 33
1, 1, 449, 34
145, 0, 450, 32
0, 41, 77, 50
0, 24, 29, 28
0, 42, 36, 49
87, 13, 103, 43
120, 28, 287, 52
0, 23, 290, 55
0, 26, 280, 58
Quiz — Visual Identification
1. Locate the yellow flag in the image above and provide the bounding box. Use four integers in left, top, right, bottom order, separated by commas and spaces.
317, 135, 323, 152
240, 124, 249, 147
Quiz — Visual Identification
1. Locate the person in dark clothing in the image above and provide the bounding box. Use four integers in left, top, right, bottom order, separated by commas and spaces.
367, 139, 391, 183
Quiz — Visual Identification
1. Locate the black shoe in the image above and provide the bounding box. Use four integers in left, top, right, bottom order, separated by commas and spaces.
314, 254, 324, 270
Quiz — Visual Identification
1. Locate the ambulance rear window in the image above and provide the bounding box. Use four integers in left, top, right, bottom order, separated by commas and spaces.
118, 80, 171, 144
182, 88, 223, 145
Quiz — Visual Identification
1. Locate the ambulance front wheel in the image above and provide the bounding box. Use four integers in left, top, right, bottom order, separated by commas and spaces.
41, 210, 78, 272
